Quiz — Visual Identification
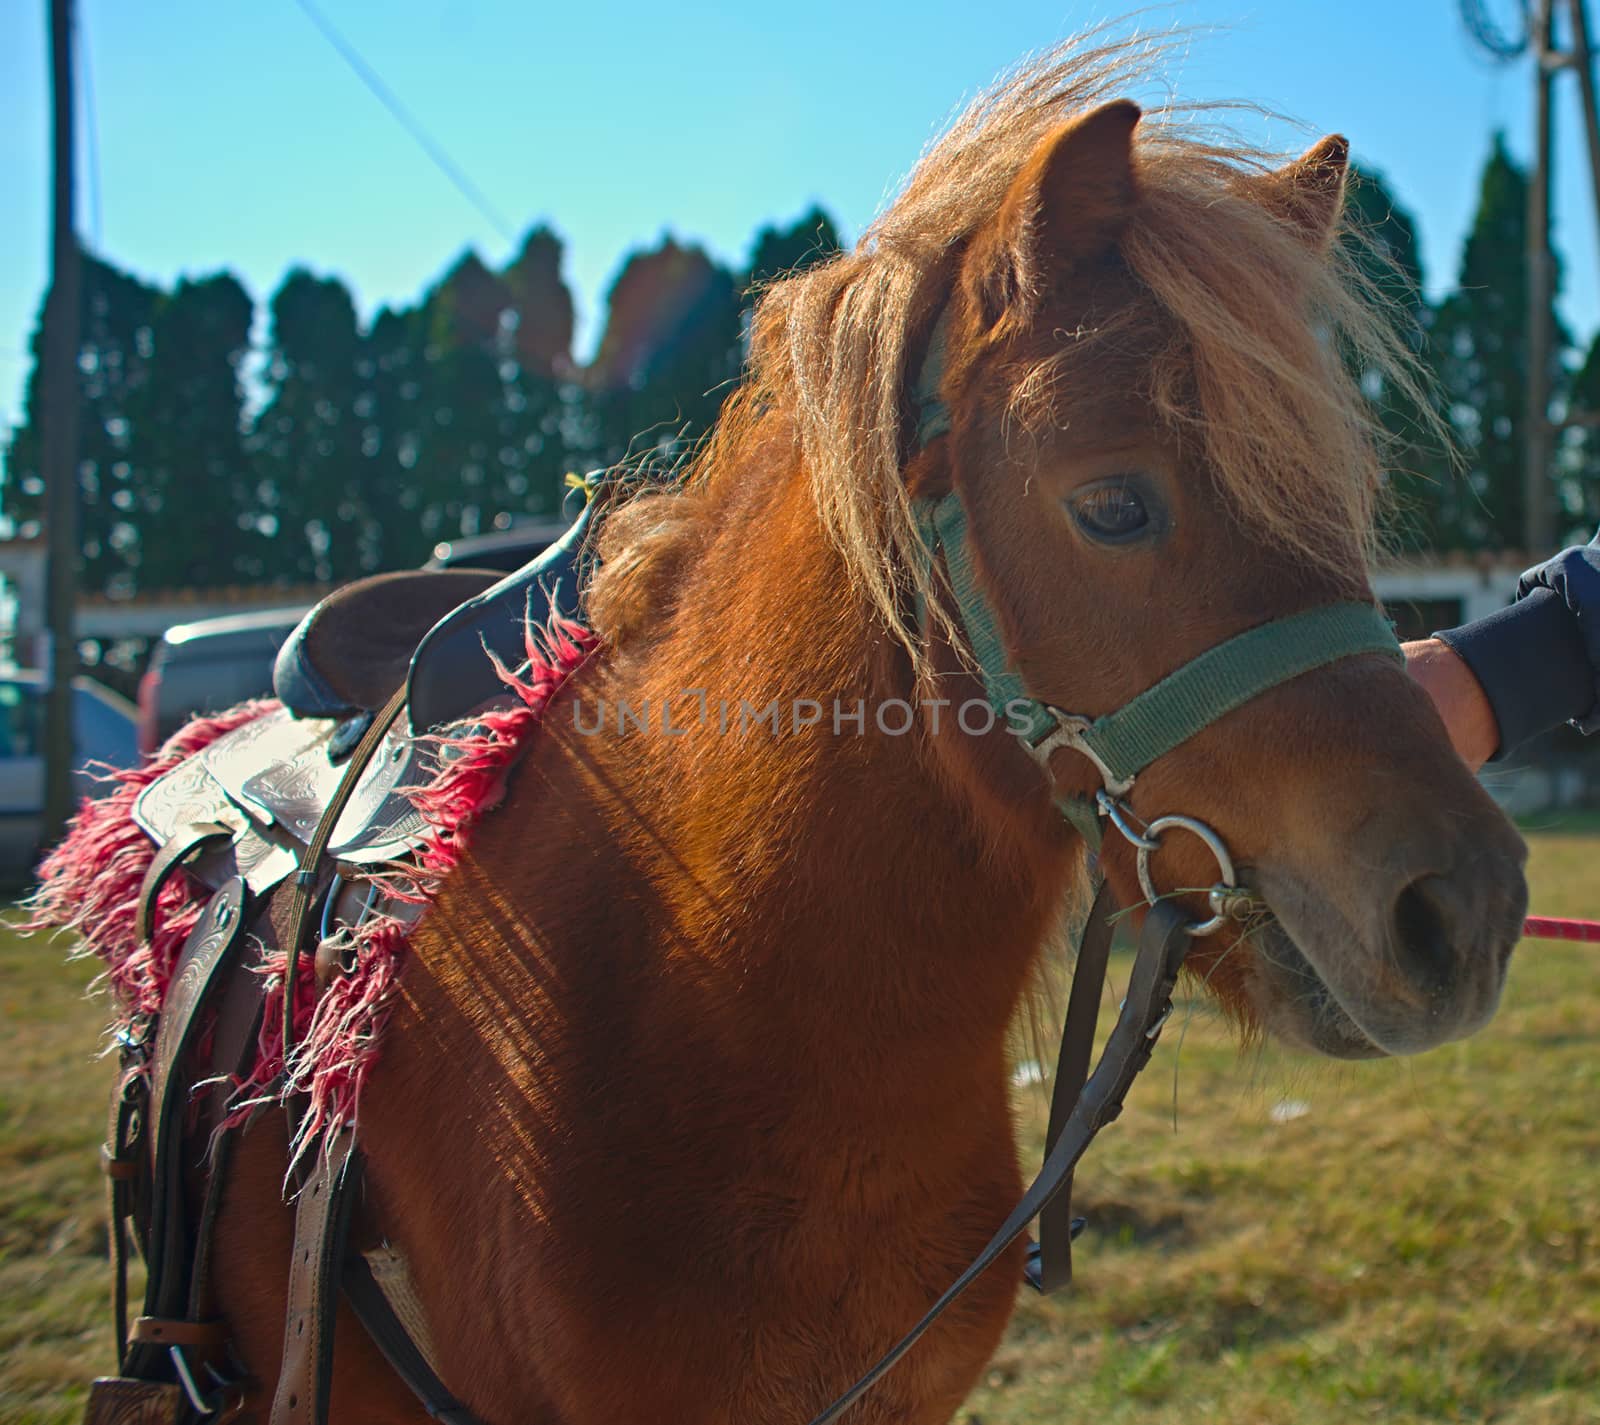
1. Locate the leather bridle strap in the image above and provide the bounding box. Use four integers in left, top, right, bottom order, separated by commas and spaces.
1026, 877, 1117, 1294
1038, 601, 1406, 794
281, 687, 410, 1068
913, 489, 1404, 790
807, 897, 1192, 1425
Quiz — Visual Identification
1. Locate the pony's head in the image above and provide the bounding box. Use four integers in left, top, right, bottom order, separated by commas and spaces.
746, 38, 1527, 1058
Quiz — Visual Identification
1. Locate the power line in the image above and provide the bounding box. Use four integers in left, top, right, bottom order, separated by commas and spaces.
1460, 0, 1532, 61
287, 0, 516, 243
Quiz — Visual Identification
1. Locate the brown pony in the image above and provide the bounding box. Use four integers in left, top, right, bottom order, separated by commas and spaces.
204, 34, 1527, 1424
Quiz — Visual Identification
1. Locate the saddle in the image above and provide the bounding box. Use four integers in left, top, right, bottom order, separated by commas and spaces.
274, 499, 598, 734
120, 501, 603, 920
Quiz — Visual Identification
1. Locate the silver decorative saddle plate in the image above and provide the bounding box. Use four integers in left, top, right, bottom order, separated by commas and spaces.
134, 707, 434, 889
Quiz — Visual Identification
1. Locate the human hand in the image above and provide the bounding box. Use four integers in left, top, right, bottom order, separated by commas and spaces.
1403, 639, 1499, 771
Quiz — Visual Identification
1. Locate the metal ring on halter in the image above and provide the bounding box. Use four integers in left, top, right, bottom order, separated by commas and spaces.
1136, 814, 1238, 937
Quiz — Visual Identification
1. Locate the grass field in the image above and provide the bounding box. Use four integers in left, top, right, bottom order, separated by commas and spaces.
3, 829, 1599, 1424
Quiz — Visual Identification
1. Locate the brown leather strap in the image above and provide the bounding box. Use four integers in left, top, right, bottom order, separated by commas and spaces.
807, 898, 1192, 1425
282, 688, 408, 1066
137, 822, 232, 944
128, 879, 249, 1384
187, 947, 269, 1325
204, 948, 268, 1136
128, 1316, 229, 1348
104, 1073, 146, 1372
147, 879, 249, 1182
342, 1257, 485, 1425
101, 1144, 140, 1181
271, 1131, 361, 1425
1028, 878, 1117, 1293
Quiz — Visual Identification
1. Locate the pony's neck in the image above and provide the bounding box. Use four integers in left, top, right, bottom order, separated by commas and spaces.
597, 442, 1078, 1058
354, 439, 1083, 1412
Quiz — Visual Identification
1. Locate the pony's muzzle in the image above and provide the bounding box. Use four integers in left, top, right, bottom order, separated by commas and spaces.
1249, 818, 1528, 1060
1383, 858, 1527, 1042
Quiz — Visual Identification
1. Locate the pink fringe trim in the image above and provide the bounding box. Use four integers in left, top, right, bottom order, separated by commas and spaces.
240, 613, 599, 1154
29, 614, 597, 1159
26, 701, 281, 1031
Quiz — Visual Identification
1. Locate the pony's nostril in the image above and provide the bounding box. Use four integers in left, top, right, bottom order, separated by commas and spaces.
1391, 875, 1458, 991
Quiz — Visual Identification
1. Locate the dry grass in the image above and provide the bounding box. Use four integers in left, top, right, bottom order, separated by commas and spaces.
972, 826, 1600, 1424
1, 935, 114, 1424
4, 829, 1599, 1424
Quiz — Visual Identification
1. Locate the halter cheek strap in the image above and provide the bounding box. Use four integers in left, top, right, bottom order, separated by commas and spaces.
907, 317, 1403, 859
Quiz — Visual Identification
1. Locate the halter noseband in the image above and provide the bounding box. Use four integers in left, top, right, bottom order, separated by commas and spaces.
909, 318, 1402, 931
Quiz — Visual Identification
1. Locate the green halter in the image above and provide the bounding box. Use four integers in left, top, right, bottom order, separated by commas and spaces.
909, 325, 1403, 848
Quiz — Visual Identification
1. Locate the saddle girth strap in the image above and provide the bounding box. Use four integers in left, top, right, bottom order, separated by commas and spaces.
343, 1256, 486, 1425
271, 1131, 361, 1425
807, 896, 1192, 1425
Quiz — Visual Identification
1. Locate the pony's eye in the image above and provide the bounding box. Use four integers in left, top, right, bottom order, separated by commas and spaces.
1070, 480, 1150, 542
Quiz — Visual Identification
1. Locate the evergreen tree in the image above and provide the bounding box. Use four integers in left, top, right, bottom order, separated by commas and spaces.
1341, 164, 1451, 551
411, 251, 516, 541
503, 226, 575, 380
1561, 327, 1600, 539
498, 227, 583, 517
588, 237, 743, 464
362, 303, 433, 567
250, 270, 369, 583
131, 272, 254, 589
2, 257, 162, 596
746, 205, 843, 295
1432, 134, 1569, 551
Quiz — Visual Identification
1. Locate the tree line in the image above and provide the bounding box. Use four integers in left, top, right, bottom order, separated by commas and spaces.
5, 134, 1600, 602
1362, 135, 1600, 554
0, 208, 840, 595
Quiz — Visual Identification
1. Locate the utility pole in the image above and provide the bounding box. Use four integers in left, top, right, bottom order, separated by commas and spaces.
1526, 0, 1557, 556
41, 0, 80, 843
1569, 0, 1600, 290
1466, 0, 1600, 553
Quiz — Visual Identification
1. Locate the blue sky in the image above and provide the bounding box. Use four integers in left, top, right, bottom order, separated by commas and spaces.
0, 2, 1591, 442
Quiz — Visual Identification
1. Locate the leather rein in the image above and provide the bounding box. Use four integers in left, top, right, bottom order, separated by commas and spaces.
793, 331, 1410, 1422
800, 595, 1401, 1422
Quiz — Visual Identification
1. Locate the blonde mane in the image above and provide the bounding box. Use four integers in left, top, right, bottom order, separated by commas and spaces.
594, 24, 1435, 664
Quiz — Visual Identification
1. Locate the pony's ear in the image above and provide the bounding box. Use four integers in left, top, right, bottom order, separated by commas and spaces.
966, 99, 1141, 333
1260, 135, 1350, 249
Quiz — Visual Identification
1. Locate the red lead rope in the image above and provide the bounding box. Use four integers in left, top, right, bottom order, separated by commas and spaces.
1524, 916, 1600, 943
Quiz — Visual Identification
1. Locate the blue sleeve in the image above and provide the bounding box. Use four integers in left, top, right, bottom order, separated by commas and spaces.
1433, 532, 1600, 759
